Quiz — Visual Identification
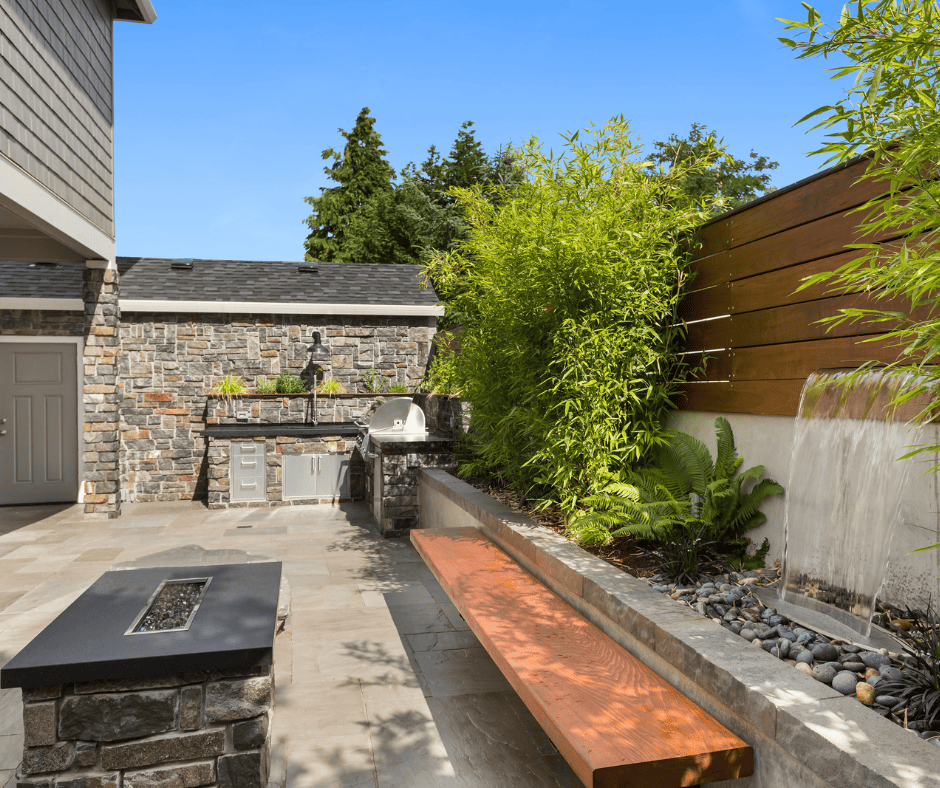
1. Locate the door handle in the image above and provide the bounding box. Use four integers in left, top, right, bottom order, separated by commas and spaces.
0, 431, 6, 436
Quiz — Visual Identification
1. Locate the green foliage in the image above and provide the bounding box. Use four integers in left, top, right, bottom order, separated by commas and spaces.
724, 538, 771, 572
316, 376, 346, 394
427, 117, 730, 511
649, 123, 778, 211
303, 107, 397, 262
254, 377, 277, 394
273, 372, 309, 394
387, 382, 410, 394
569, 418, 783, 569
877, 602, 940, 725
421, 332, 462, 395
211, 375, 247, 399
647, 524, 725, 587
360, 369, 382, 392
308, 118, 521, 273
780, 2, 940, 465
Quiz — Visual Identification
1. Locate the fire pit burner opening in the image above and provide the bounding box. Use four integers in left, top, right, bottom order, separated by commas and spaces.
126, 577, 212, 635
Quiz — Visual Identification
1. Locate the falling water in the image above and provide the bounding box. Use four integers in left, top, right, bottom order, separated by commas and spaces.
781, 370, 926, 638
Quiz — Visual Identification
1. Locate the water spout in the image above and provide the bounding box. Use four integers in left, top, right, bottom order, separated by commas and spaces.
781, 369, 925, 638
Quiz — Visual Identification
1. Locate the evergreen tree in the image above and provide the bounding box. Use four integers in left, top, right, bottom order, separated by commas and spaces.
649, 123, 778, 211
302, 107, 396, 262
340, 122, 520, 266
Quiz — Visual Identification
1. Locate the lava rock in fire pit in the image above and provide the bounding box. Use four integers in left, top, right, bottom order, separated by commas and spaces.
135, 582, 207, 633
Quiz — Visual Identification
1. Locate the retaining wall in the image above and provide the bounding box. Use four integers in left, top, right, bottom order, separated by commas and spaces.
416, 467, 940, 788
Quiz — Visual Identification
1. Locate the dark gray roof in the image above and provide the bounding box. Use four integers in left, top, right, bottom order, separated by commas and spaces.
117, 258, 440, 306
0, 261, 85, 299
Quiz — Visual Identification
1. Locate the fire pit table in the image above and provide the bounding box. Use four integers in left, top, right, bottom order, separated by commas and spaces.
2, 562, 281, 788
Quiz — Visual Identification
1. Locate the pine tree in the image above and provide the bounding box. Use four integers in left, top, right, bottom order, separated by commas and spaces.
302, 107, 396, 262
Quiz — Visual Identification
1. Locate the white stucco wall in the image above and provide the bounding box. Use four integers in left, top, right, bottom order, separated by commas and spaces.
668, 410, 940, 611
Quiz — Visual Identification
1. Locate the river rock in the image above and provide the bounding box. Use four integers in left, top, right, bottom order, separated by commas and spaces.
795, 649, 815, 664
875, 695, 901, 707
776, 638, 791, 659
879, 666, 904, 681
842, 661, 866, 673
842, 644, 862, 653
832, 672, 859, 695
856, 682, 875, 705
777, 626, 797, 641
860, 652, 891, 669
812, 665, 837, 684
796, 662, 814, 677
740, 628, 758, 642
810, 643, 840, 662
729, 621, 743, 634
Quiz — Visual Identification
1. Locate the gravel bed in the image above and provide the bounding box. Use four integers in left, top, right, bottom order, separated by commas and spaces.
649, 570, 939, 744
135, 581, 206, 632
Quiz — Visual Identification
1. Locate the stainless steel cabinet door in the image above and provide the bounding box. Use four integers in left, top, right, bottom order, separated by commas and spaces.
0, 343, 79, 505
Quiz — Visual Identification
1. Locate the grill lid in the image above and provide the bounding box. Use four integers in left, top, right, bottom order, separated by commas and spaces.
358, 397, 426, 457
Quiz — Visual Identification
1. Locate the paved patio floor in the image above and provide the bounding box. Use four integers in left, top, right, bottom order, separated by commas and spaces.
0, 501, 582, 788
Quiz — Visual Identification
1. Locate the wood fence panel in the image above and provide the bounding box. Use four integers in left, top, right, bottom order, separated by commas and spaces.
689, 207, 891, 290
692, 157, 889, 259
729, 336, 907, 381
678, 381, 805, 416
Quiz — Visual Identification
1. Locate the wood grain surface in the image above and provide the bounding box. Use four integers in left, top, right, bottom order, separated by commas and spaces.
691, 157, 888, 260
411, 528, 754, 788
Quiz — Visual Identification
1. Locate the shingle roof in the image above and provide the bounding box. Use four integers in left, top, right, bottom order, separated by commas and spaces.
116, 258, 440, 307
0, 261, 85, 299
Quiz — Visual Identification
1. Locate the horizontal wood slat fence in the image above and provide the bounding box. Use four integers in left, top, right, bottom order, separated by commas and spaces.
678, 157, 928, 417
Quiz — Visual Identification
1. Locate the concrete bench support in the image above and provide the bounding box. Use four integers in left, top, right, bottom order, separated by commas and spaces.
412, 527, 754, 788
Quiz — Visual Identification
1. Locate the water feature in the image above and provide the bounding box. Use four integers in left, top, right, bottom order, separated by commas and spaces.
781, 369, 927, 640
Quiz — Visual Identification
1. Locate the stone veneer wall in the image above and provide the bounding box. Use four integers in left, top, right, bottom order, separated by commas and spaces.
118, 314, 435, 502
364, 441, 456, 537
18, 666, 272, 788
82, 268, 122, 518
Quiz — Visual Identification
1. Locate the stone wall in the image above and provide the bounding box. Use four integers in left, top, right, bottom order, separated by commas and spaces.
82, 268, 122, 518
365, 440, 456, 537
18, 666, 272, 788
119, 314, 435, 502
0, 310, 86, 337
412, 394, 468, 440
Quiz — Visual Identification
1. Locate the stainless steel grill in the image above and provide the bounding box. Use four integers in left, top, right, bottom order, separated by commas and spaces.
356, 397, 427, 458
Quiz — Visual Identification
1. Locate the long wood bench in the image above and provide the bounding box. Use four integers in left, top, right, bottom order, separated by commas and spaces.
411, 527, 754, 788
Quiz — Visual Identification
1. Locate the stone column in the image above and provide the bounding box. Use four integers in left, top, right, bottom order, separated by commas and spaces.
82, 263, 122, 518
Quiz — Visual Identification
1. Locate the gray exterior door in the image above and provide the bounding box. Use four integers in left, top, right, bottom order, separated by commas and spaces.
0, 343, 79, 505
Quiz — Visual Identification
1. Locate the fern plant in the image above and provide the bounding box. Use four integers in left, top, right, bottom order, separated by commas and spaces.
569, 418, 784, 561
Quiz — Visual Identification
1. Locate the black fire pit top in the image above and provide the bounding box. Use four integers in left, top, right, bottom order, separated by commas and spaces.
0, 562, 282, 689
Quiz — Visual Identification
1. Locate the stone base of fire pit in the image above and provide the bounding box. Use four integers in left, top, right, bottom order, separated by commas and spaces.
17, 664, 272, 788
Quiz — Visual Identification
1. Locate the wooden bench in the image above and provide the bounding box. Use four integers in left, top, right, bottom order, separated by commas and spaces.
411, 527, 754, 788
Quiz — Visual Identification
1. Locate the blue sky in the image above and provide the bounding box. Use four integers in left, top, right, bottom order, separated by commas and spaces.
113, 0, 854, 262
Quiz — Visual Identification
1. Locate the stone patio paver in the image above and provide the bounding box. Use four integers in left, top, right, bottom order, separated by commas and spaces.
0, 501, 582, 788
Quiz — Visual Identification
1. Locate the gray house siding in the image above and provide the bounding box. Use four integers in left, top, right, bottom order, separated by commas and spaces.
0, 0, 115, 236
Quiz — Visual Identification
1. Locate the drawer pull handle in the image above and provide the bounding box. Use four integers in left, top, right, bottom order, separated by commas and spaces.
240, 482, 257, 489
240, 461, 256, 467
241, 446, 256, 454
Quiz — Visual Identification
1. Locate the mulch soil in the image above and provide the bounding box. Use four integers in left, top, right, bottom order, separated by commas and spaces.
464, 477, 661, 578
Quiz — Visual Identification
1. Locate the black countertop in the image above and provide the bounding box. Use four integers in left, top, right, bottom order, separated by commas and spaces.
1, 563, 282, 688
200, 422, 361, 438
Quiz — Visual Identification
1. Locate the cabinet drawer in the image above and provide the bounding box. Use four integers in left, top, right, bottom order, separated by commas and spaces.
230, 440, 266, 502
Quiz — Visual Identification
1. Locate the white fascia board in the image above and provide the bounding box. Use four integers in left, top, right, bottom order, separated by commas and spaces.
131, 1, 157, 23
120, 300, 445, 316
0, 297, 84, 311
0, 156, 115, 262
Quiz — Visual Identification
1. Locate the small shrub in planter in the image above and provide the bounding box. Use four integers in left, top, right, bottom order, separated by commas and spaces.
211, 375, 248, 399
316, 376, 346, 394
254, 377, 277, 394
